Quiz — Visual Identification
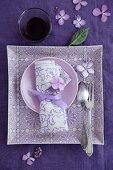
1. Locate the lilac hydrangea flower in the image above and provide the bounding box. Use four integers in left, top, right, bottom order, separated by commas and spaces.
73, 15, 86, 28
93, 5, 111, 22
22, 152, 35, 166
76, 62, 94, 78
51, 76, 64, 91
73, 0, 88, 11
55, 7, 70, 25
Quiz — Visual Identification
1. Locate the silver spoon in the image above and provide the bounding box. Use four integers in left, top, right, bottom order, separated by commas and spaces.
77, 82, 89, 150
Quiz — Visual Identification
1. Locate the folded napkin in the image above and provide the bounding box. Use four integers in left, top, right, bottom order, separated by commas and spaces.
35, 60, 71, 92
33, 60, 71, 133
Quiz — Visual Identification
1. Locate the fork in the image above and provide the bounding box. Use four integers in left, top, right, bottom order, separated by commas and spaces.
85, 83, 94, 156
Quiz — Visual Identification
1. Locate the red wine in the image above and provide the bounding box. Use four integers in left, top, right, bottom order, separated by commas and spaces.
25, 17, 50, 41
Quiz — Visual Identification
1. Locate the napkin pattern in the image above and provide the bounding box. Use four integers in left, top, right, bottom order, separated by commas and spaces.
39, 101, 68, 133
7, 46, 104, 144
35, 60, 71, 92
35, 60, 71, 133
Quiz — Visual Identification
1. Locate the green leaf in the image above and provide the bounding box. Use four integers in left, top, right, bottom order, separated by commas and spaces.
69, 28, 89, 46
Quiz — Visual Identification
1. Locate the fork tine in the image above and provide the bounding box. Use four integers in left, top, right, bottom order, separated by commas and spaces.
86, 83, 88, 90
91, 83, 94, 102
90, 83, 93, 101
89, 83, 92, 101
89, 83, 94, 102
86, 83, 90, 101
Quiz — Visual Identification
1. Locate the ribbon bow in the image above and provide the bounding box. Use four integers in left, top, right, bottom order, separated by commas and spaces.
31, 89, 68, 111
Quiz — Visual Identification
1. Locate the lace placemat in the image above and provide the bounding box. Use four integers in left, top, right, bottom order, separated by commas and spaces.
7, 45, 104, 144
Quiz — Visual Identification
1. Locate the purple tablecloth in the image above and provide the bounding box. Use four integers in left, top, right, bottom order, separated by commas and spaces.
0, 0, 112, 169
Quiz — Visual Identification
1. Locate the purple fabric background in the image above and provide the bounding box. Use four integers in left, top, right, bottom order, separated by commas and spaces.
0, 0, 113, 169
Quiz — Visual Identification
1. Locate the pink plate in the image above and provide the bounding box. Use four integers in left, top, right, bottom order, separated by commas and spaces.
20, 57, 78, 113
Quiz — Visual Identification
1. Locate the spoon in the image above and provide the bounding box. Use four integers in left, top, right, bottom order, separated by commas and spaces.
77, 82, 89, 150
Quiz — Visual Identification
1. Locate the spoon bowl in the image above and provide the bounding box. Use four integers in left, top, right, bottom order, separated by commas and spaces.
77, 81, 89, 150
77, 82, 89, 104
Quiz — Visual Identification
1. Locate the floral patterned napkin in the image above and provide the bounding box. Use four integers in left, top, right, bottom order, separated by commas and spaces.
7, 45, 104, 145
35, 60, 71, 92
34, 60, 71, 133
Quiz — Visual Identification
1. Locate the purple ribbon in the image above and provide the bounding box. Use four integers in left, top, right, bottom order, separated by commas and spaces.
31, 89, 68, 111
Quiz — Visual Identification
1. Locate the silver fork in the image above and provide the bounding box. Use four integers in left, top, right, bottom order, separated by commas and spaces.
85, 83, 94, 156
